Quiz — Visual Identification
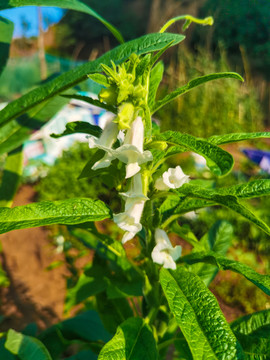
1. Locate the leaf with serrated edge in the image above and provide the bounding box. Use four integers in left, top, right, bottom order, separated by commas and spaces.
98, 317, 158, 360
160, 267, 244, 360
0, 198, 111, 234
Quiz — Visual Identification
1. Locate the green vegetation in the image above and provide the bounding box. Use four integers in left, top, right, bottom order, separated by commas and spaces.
158, 47, 264, 137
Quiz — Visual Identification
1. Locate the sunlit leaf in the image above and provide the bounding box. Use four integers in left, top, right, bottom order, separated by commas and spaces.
0, 198, 111, 234
160, 268, 244, 359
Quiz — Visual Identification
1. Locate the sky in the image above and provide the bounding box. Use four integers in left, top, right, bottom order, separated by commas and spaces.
0, 7, 65, 38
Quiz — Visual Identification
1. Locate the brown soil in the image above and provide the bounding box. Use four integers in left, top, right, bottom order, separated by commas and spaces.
0, 185, 68, 331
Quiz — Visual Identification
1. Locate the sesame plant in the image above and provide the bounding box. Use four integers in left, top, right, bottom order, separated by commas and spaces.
0, 2, 270, 359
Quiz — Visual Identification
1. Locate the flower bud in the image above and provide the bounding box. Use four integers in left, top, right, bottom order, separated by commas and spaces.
149, 141, 168, 151
116, 102, 135, 130
99, 86, 117, 105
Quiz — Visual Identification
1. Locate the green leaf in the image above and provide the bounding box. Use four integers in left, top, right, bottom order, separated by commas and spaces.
68, 228, 131, 271
148, 61, 164, 109
5, 329, 52, 360
230, 310, 270, 360
215, 179, 270, 199
61, 94, 117, 114
0, 33, 185, 130
0, 198, 112, 234
179, 252, 270, 295
65, 263, 108, 312
0, 0, 124, 44
159, 195, 214, 225
160, 268, 244, 360
0, 146, 23, 207
39, 311, 110, 359
152, 72, 243, 113
191, 221, 233, 286
156, 131, 234, 176
231, 310, 270, 336
175, 183, 270, 235
0, 16, 14, 77
88, 73, 109, 87
98, 317, 158, 360
66, 350, 97, 360
50, 121, 102, 138
96, 292, 133, 334
208, 132, 270, 145
0, 338, 15, 360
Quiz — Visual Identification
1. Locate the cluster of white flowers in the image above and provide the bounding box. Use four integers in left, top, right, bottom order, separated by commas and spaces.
89, 115, 152, 244
88, 114, 190, 270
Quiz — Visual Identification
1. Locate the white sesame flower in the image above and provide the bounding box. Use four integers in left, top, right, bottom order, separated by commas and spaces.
90, 116, 152, 178
115, 116, 153, 178
155, 166, 189, 191
113, 173, 148, 244
89, 116, 119, 170
151, 229, 182, 270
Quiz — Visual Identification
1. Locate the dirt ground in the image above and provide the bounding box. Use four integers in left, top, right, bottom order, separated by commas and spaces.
0, 185, 69, 331
0, 185, 245, 333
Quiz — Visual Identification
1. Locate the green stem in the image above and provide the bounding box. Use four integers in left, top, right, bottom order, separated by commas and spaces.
158, 337, 179, 351
145, 306, 159, 326
160, 15, 214, 33
161, 214, 182, 229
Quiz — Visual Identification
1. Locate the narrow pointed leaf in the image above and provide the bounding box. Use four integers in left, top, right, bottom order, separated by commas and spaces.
208, 132, 270, 145
0, 33, 185, 129
5, 329, 52, 360
160, 268, 244, 359
0, 0, 124, 44
0, 198, 111, 234
50, 121, 102, 138
152, 72, 243, 113
148, 61, 164, 109
176, 184, 270, 236
0, 146, 23, 207
62, 94, 117, 114
0, 16, 14, 77
179, 251, 270, 295
216, 179, 270, 199
156, 131, 234, 176
98, 317, 158, 360
159, 195, 214, 225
